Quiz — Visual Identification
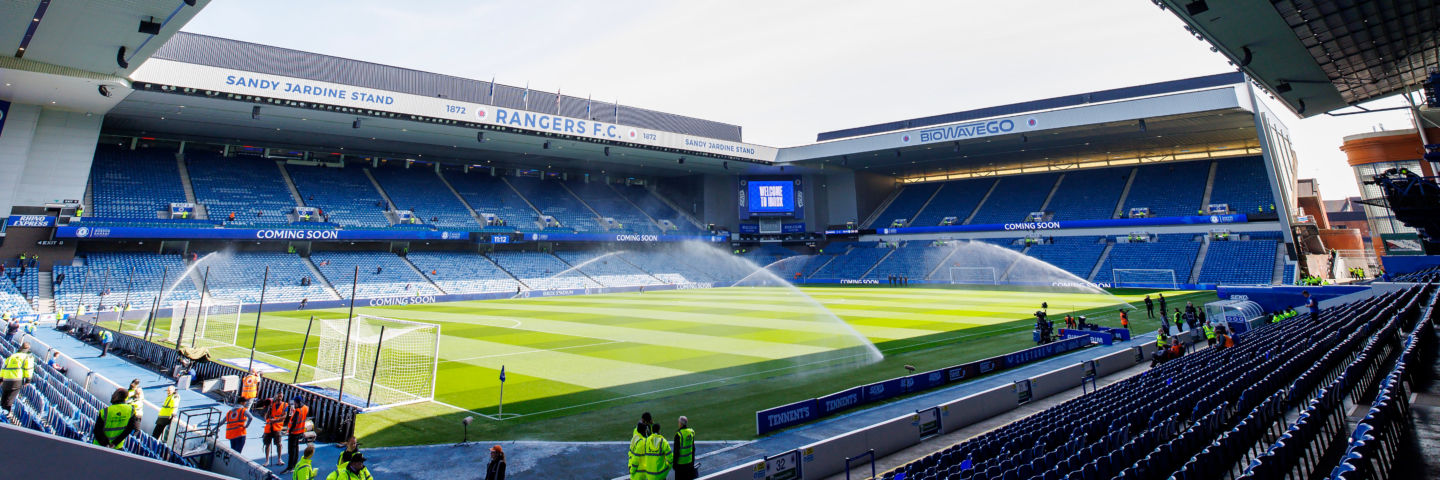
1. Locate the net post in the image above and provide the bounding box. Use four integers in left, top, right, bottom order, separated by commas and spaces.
364, 326, 386, 409
191, 266, 210, 348
293, 316, 315, 384
173, 301, 190, 354
247, 266, 269, 372
337, 266, 358, 403
144, 266, 168, 342
120, 266, 133, 332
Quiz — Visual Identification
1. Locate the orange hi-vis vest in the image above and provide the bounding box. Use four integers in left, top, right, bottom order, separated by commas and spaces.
225, 408, 248, 439
241, 374, 260, 399
266, 402, 291, 434
289, 404, 310, 434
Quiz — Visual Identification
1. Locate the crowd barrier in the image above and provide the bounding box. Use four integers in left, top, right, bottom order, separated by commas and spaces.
714, 340, 1155, 480
757, 337, 1093, 435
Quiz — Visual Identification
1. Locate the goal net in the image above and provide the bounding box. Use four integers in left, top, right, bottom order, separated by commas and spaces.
165, 300, 240, 349
949, 267, 997, 285
1112, 269, 1178, 289
304, 315, 440, 409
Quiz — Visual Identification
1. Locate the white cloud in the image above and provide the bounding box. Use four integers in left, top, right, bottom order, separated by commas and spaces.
183, 0, 1418, 197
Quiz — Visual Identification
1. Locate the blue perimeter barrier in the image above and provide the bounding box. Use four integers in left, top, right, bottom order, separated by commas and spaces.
757, 336, 1091, 435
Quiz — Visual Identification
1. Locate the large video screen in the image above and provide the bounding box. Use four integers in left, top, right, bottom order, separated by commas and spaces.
748, 181, 795, 214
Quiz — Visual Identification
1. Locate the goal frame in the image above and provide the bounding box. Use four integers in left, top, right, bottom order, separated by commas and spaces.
1112, 269, 1179, 289
302, 314, 441, 409
949, 267, 998, 285
165, 300, 241, 349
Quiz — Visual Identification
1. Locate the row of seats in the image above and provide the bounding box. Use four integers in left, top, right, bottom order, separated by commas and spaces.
194, 252, 339, 303
310, 252, 441, 298
0, 335, 193, 469
371, 164, 477, 229
881, 286, 1422, 480
54, 253, 197, 313
569, 182, 662, 234
406, 252, 520, 294
187, 152, 298, 222
1196, 241, 1275, 285
89, 146, 187, 219
507, 177, 601, 232
285, 164, 390, 227
614, 184, 704, 232
866, 157, 1267, 228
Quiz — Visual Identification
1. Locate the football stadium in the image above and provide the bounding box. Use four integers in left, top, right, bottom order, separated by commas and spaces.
1, 1, 1439, 479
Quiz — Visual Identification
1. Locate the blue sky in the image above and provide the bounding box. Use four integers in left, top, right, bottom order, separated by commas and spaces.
184, 0, 1423, 197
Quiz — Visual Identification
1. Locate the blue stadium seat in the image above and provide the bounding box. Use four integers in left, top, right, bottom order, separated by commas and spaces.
371, 164, 478, 229
1121, 161, 1210, 218
187, 152, 298, 223
968, 173, 1060, 225
89, 146, 187, 219
285, 163, 390, 227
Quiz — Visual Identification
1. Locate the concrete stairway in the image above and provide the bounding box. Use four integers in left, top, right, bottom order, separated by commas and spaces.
277, 162, 307, 207
436, 171, 486, 227
35, 272, 54, 313
400, 255, 446, 294
301, 256, 342, 299
1088, 243, 1114, 282
176, 155, 206, 219
1189, 240, 1209, 284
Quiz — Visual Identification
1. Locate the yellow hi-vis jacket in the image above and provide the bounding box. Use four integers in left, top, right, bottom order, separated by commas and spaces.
1, 351, 34, 381
674, 428, 696, 466
1204, 325, 1216, 340
629, 432, 671, 480
159, 393, 179, 418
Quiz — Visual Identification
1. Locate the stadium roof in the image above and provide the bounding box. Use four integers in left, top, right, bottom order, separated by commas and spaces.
781, 73, 1267, 182
1156, 0, 1438, 117
815, 73, 1246, 141
152, 33, 744, 143
0, 0, 209, 77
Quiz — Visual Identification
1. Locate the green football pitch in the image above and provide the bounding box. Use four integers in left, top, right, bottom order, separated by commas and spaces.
101, 285, 1215, 445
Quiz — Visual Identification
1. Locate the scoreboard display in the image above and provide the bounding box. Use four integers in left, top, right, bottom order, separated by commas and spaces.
740, 177, 803, 219
748, 181, 794, 213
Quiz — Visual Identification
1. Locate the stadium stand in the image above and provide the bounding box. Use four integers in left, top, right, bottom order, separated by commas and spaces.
0, 335, 194, 469
554, 250, 662, 286
0, 278, 33, 315
1121, 161, 1210, 218
616, 251, 714, 284
486, 251, 602, 290
193, 252, 339, 303
407, 252, 521, 294
1196, 240, 1277, 285
865, 243, 953, 280
54, 253, 197, 312
568, 182, 661, 234
1095, 234, 1201, 285
878, 285, 1427, 480
186, 153, 298, 223
445, 172, 540, 231
911, 178, 994, 227
89, 146, 187, 219
7, 266, 39, 301
1045, 169, 1130, 221
613, 184, 704, 232
1023, 236, 1108, 280
284, 164, 390, 227
309, 252, 441, 297
870, 182, 942, 227
506, 177, 600, 232
370, 164, 479, 229
810, 243, 891, 280
1392, 265, 1440, 283
1207, 156, 1272, 214
741, 245, 800, 267
968, 173, 1060, 225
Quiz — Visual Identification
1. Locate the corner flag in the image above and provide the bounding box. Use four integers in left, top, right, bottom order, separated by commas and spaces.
499, 365, 506, 383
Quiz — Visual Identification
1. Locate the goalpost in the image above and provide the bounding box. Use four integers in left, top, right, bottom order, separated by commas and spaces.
949, 267, 997, 285
302, 315, 441, 409
165, 300, 240, 349
1112, 269, 1178, 289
